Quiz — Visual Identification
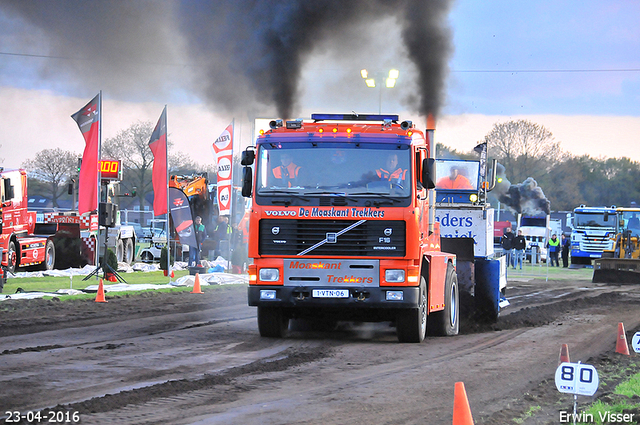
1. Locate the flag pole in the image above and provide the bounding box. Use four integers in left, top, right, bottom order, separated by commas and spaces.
165, 105, 171, 283
97, 91, 103, 274
229, 118, 236, 271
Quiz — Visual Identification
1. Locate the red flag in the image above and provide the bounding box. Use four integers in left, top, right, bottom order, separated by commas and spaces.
212, 123, 233, 216
71, 93, 100, 215
149, 107, 168, 216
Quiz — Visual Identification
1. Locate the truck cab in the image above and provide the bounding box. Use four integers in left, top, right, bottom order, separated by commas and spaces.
242, 114, 457, 343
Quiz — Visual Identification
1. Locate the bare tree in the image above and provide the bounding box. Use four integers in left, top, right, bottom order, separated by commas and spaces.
483, 120, 565, 183
102, 121, 209, 222
22, 148, 78, 208
102, 121, 157, 222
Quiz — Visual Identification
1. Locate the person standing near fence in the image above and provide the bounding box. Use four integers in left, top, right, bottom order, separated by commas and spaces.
501, 227, 515, 267
561, 234, 570, 268
546, 233, 560, 267
512, 229, 526, 270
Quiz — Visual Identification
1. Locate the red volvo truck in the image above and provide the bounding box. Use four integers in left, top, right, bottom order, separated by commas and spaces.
240, 114, 460, 342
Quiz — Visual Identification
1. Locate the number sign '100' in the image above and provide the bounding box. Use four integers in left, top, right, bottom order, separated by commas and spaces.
100, 160, 121, 180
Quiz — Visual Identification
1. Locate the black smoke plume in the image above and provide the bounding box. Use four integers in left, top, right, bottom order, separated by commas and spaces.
490, 163, 551, 215
1, 0, 454, 119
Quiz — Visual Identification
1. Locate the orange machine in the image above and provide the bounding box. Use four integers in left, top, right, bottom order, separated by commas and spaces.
240, 114, 458, 342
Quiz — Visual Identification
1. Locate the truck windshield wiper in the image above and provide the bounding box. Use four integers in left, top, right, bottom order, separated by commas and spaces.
303, 190, 358, 203
259, 189, 310, 206
347, 192, 404, 205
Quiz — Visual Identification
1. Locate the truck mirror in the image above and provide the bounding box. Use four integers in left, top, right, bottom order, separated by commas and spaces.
241, 150, 255, 166
421, 158, 436, 189
241, 166, 253, 197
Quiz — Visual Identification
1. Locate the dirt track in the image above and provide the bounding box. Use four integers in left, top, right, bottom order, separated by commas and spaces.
1, 276, 640, 425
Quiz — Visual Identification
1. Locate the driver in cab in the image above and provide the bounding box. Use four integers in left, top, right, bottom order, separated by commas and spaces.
272, 152, 300, 188
436, 166, 473, 189
376, 153, 407, 189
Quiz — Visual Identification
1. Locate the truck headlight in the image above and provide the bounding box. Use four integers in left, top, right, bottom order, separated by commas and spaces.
259, 268, 280, 282
386, 291, 404, 301
260, 290, 277, 300
385, 269, 405, 283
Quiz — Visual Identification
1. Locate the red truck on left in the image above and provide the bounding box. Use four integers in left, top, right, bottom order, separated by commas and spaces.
0, 169, 88, 292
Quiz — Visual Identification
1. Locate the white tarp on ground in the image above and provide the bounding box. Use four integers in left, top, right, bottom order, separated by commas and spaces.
1, 266, 248, 301
7, 256, 236, 279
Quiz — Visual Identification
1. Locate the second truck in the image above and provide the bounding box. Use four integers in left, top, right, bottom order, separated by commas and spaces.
241, 114, 505, 342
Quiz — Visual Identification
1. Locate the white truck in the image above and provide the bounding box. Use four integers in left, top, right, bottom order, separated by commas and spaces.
517, 213, 550, 262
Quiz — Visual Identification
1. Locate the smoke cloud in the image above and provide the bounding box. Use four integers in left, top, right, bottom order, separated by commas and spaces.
491, 163, 551, 215
1, 0, 454, 119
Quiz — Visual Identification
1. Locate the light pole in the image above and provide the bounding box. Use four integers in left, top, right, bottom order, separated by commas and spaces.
360, 69, 399, 114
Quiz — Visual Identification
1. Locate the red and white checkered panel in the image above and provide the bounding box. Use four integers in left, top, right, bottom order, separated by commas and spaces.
82, 236, 96, 265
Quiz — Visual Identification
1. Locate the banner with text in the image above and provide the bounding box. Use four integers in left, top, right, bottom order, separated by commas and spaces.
212, 123, 233, 216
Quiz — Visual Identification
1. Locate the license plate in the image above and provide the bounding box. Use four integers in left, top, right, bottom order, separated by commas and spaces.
312, 289, 349, 298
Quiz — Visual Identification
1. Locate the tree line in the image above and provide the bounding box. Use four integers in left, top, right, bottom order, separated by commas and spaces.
21, 119, 640, 214
440, 119, 640, 211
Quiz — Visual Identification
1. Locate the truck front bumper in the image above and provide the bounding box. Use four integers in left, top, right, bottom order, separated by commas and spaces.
248, 285, 420, 310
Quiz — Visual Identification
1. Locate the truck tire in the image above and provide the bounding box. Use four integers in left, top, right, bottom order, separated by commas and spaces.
115, 239, 124, 263
7, 240, 17, 274
396, 277, 427, 343
41, 240, 56, 271
124, 239, 134, 264
428, 263, 459, 336
257, 307, 289, 338
141, 251, 154, 263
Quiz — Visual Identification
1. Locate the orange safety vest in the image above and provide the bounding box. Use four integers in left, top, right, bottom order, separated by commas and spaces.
437, 175, 473, 189
376, 167, 406, 182
272, 163, 301, 187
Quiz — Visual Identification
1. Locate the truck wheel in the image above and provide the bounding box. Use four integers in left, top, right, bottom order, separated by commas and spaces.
7, 240, 17, 274
115, 239, 124, 263
124, 239, 134, 264
141, 251, 153, 263
42, 240, 56, 271
396, 277, 427, 343
428, 263, 459, 336
257, 307, 289, 338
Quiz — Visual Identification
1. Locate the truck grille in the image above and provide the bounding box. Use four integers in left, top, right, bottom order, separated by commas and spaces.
259, 219, 406, 257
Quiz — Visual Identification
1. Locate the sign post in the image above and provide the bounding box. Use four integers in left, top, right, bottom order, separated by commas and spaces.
555, 361, 599, 425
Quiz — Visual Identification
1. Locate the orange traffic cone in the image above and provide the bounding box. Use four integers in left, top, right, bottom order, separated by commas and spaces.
558, 343, 571, 365
191, 273, 203, 294
95, 279, 107, 303
452, 382, 474, 425
616, 322, 630, 355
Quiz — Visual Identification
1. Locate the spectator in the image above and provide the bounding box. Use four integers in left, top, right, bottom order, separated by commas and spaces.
501, 227, 515, 267
513, 229, 526, 270
561, 234, 570, 268
189, 216, 206, 267
546, 234, 560, 267
213, 215, 233, 259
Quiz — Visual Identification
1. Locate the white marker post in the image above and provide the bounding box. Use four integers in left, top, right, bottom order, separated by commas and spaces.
632, 332, 640, 353
555, 361, 599, 425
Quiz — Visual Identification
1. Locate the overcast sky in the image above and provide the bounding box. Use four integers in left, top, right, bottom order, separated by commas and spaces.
0, 0, 638, 169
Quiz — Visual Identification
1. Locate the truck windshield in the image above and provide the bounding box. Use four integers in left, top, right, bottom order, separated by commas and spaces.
434, 159, 479, 190
255, 143, 412, 203
622, 211, 640, 235
574, 213, 617, 228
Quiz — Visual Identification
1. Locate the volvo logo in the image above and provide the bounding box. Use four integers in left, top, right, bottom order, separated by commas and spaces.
272, 227, 280, 235
384, 228, 393, 236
